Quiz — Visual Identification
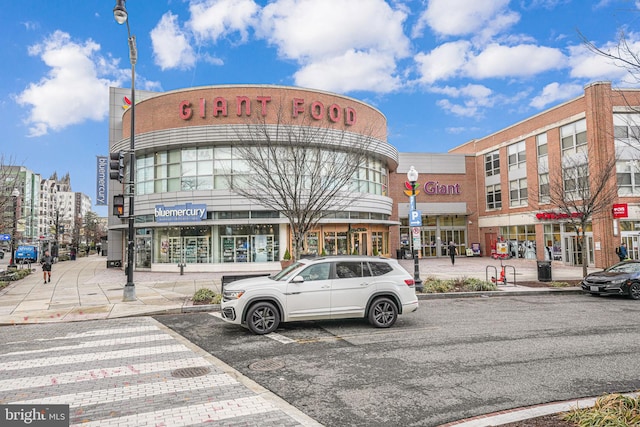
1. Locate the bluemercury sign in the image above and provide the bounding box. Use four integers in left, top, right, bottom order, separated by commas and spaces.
96, 156, 108, 206
155, 203, 207, 222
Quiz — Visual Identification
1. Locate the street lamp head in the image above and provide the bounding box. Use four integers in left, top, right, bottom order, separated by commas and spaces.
407, 166, 419, 183
113, 0, 128, 24
11, 188, 20, 198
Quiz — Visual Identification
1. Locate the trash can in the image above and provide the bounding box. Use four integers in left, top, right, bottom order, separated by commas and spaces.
396, 249, 402, 260
537, 260, 552, 282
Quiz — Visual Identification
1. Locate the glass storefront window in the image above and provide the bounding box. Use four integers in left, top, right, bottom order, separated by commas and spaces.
153, 224, 279, 264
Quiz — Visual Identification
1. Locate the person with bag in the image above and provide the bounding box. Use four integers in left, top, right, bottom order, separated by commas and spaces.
40, 250, 53, 284
448, 241, 458, 265
617, 242, 628, 262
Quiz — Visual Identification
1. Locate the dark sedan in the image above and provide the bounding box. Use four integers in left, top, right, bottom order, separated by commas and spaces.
581, 261, 640, 300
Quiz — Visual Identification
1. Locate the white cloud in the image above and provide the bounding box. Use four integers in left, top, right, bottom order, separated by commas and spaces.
16, 31, 120, 137
188, 0, 259, 43
414, 0, 517, 38
294, 50, 401, 93
467, 44, 566, 78
414, 41, 471, 84
258, 0, 409, 92
567, 41, 631, 82
436, 99, 481, 118
151, 12, 197, 70
530, 82, 583, 109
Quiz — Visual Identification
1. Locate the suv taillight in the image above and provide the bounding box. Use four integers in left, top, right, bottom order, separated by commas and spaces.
404, 279, 415, 286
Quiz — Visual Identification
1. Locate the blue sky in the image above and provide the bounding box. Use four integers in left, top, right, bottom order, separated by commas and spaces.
2, 0, 639, 216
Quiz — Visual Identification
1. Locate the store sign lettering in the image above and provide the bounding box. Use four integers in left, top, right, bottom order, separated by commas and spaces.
179, 96, 356, 126
536, 212, 583, 220
155, 203, 207, 223
612, 203, 628, 218
424, 181, 461, 195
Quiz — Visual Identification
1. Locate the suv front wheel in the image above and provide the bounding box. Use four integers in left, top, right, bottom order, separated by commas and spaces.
246, 301, 280, 334
368, 297, 398, 328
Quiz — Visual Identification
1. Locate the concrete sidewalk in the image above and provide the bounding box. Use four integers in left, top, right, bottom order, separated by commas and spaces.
0, 254, 594, 325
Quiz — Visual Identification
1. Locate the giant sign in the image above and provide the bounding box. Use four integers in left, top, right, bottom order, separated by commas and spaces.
155, 203, 207, 223
178, 96, 357, 126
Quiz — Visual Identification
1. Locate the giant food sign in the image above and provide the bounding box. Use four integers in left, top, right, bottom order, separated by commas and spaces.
612, 203, 628, 218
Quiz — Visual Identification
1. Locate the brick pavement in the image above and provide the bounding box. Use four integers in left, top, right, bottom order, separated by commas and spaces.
0, 316, 321, 426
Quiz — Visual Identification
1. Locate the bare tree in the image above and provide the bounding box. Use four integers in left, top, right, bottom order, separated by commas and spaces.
229, 106, 384, 260
543, 152, 619, 276
0, 157, 23, 233
579, 29, 640, 85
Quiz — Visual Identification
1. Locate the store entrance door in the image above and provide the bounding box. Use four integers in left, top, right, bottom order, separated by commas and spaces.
135, 236, 151, 268
564, 235, 593, 266
351, 232, 368, 255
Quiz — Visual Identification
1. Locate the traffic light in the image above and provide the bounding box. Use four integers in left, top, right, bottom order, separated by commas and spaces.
109, 151, 125, 182
113, 194, 124, 217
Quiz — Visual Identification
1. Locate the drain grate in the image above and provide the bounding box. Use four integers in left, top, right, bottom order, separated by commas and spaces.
249, 359, 285, 371
171, 366, 211, 378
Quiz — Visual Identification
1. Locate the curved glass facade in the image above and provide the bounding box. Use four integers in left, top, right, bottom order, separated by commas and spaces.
136, 147, 388, 196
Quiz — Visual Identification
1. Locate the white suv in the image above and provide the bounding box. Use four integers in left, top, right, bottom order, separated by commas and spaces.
220, 256, 419, 334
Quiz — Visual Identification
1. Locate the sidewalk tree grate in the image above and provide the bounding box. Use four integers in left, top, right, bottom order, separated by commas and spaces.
249, 359, 285, 371
171, 366, 211, 378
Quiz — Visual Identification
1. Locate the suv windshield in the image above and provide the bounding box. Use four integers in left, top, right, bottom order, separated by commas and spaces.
272, 261, 306, 281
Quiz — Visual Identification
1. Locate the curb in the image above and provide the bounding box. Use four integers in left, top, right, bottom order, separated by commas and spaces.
417, 287, 582, 300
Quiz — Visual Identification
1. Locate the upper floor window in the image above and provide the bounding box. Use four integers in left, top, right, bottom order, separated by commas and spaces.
617, 160, 640, 196
539, 172, 550, 204
509, 178, 528, 207
485, 151, 500, 177
561, 119, 587, 155
486, 184, 502, 210
508, 141, 526, 170
563, 163, 589, 199
614, 114, 640, 145
537, 133, 548, 157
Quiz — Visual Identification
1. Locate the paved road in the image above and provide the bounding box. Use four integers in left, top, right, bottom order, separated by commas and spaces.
155, 293, 640, 426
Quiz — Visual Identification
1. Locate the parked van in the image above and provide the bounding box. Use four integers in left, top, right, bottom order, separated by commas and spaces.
15, 245, 38, 263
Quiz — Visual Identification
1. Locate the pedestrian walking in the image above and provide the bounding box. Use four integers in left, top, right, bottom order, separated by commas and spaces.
448, 241, 458, 265
40, 250, 53, 283
616, 242, 628, 262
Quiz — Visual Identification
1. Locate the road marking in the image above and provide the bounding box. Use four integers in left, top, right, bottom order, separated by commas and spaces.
14, 373, 239, 406
0, 356, 210, 391
3, 333, 172, 356
0, 344, 191, 371
265, 332, 296, 344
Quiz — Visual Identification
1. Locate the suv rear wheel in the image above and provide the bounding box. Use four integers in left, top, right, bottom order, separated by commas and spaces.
246, 301, 280, 334
368, 297, 397, 328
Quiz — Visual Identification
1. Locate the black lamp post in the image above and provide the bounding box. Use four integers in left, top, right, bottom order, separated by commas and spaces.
8, 189, 20, 269
407, 166, 423, 292
114, 0, 137, 301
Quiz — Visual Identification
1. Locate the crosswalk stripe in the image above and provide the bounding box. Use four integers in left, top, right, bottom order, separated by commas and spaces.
2, 334, 173, 357
0, 356, 210, 391
13, 373, 239, 406
0, 344, 191, 371
2, 326, 160, 346
70, 396, 280, 427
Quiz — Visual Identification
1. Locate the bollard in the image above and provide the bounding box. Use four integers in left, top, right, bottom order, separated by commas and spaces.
178, 263, 185, 275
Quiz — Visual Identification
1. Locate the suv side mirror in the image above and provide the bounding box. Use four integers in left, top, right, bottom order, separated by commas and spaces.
291, 275, 305, 283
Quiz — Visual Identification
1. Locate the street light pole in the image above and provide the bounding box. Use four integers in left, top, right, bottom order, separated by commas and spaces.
407, 166, 423, 292
8, 189, 20, 269
114, 0, 136, 301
